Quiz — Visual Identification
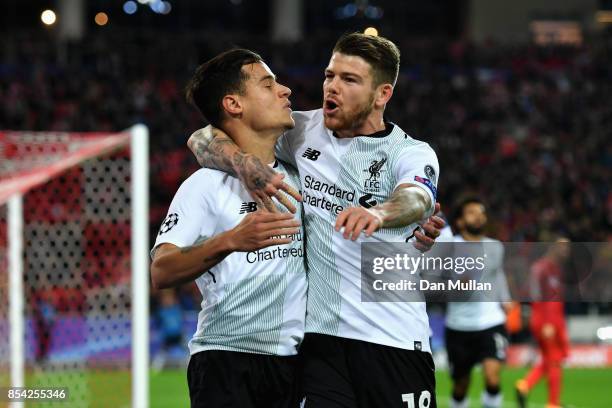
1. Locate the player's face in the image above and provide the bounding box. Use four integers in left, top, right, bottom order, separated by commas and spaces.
240, 62, 294, 132
461, 202, 487, 234
322, 53, 377, 133
553, 238, 571, 260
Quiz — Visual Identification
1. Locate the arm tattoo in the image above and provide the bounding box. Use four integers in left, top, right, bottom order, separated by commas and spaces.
204, 136, 240, 177
189, 127, 276, 188
247, 157, 271, 190
188, 127, 240, 176
377, 187, 430, 228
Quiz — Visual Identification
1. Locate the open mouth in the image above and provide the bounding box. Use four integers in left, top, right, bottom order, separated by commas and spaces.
324, 100, 339, 114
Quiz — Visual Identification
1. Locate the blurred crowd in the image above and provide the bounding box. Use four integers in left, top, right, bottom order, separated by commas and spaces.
1, 30, 611, 317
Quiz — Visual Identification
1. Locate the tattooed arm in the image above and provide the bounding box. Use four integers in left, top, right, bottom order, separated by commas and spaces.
371, 184, 431, 228
335, 184, 444, 246
187, 126, 301, 213
151, 212, 300, 289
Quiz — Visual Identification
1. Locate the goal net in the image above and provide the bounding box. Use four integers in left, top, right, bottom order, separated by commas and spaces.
0, 126, 149, 407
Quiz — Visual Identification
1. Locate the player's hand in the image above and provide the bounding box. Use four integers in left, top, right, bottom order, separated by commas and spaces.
413, 202, 445, 252
335, 206, 384, 241
227, 212, 301, 251
239, 168, 302, 214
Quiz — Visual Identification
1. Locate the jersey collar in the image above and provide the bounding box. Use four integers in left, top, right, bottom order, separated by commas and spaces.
332, 122, 394, 139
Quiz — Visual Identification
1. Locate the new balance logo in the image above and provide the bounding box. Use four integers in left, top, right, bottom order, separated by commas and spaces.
239, 202, 258, 214
302, 148, 321, 161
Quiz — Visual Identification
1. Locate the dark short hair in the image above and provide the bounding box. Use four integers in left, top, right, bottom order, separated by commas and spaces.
333, 32, 400, 87
185, 48, 263, 127
452, 195, 486, 226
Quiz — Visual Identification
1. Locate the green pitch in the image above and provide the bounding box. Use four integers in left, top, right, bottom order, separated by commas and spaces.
434, 368, 612, 408
15, 367, 612, 407
150, 367, 612, 408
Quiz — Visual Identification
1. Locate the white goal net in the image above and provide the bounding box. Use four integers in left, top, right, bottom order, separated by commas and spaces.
0, 126, 149, 408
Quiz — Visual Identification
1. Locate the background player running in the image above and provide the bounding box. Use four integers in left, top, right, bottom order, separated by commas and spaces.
151, 49, 306, 408
516, 237, 571, 408
445, 197, 512, 408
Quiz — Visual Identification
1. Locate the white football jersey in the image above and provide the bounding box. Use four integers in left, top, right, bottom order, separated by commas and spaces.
445, 235, 510, 331
152, 161, 306, 356
276, 109, 439, 352
437, 223, 455, 243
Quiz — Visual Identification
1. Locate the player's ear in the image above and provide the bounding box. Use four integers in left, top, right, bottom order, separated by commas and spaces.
374, 83, 393, 108
222, 94, 243, 117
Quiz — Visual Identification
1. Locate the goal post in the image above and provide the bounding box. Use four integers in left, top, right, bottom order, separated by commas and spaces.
131, 124, 150, 408
0, 125, 149, 408
8, 194, 24, 396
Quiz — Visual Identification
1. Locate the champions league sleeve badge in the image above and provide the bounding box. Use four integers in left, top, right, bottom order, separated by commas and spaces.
158, 213, 179, 235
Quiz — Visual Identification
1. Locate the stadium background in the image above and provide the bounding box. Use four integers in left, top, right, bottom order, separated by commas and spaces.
1, 0, 611, 407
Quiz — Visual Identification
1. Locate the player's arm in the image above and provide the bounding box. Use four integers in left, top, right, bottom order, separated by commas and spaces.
372, 183, 431, 227
529, 263, 543, 301
502, 302, 515, 315
151, 234, 233, 289
497, 271, 513, 312
335, 184, 443, 242
151, 212, 300, 289
336, 142, 443, 247
187, 126, 301, 213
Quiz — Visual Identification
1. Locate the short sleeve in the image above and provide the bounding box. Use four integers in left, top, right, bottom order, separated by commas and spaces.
151, 171, 217, 257
393, 143, 440, 217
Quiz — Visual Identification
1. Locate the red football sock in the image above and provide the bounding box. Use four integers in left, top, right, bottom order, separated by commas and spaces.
547, 363, 562, 406
525, 361, 544, 389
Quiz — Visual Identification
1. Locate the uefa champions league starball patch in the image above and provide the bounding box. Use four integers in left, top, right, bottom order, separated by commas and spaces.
158, 213, 179, 235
